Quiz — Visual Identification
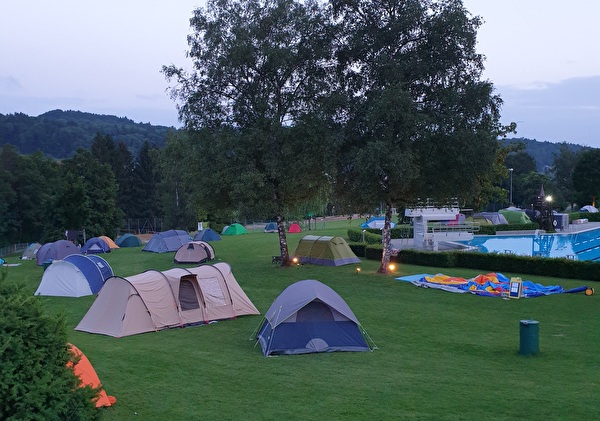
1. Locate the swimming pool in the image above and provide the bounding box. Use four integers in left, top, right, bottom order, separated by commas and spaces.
457, 228, 600, 261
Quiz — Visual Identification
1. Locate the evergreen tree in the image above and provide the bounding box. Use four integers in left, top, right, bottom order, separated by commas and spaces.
0, 273, 100, 420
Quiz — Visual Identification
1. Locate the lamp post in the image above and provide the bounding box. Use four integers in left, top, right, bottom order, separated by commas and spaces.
509, 168, 514, 205
545, 195, 553, 231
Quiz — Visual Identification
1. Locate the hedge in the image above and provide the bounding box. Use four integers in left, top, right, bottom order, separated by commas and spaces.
358, 246, 600, 282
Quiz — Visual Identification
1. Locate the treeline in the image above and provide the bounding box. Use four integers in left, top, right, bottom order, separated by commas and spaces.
0, 133, 166, 247
0, 110, 173, 159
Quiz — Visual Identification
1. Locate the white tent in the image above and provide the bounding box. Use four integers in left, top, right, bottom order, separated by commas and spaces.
581, 205, 599, 213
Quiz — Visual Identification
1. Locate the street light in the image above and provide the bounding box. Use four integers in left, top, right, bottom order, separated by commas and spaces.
509, 168, 514, 205
545, 195, 553, 231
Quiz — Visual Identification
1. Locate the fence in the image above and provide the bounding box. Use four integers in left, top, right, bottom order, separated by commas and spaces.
0, 243, 29, 258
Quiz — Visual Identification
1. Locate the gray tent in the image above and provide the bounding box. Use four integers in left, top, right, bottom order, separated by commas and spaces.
21, 242, 42, 260
475, 212, 508, 225
142, 230, 190, 253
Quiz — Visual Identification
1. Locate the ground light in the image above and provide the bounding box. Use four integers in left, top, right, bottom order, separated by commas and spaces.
388, 263, 396, 272
355, 267, 361, 274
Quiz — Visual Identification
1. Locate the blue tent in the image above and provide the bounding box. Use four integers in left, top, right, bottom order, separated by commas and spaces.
264, 222, 278, 233
193, 228, 222, 242
115, 233, 142, 247
142, 230, 190, 253
34, 254, 113, 297
81, 237, 111, 254
256, 280, 373, 356
360, 216, 396, 229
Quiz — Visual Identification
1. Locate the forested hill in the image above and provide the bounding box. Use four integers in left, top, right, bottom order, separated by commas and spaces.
0, 110, 174, 159
0, 110, 591, 166
503, 137, 590, 172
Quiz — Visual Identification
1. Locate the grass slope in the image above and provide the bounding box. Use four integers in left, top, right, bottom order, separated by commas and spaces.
4, 220, 598, 420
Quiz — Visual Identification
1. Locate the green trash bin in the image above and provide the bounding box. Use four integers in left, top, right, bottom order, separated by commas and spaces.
520, 319, 539, 355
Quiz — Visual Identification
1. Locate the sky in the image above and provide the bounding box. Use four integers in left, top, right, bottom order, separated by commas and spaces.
1, 1, 599, 147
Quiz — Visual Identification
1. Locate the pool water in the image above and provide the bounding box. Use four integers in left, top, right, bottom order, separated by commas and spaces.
457, 228, 600, 261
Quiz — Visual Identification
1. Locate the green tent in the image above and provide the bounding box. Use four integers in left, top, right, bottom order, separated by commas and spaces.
293, 235, 360, 266
222, 223, 248, 236
499, 209, 532, 224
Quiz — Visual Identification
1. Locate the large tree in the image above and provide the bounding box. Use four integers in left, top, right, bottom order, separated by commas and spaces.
331, 0, 504, 272
551, 143, 582, 211
572, 148, 600, 207
51, 149, 123, 239
163, 0, 337, 264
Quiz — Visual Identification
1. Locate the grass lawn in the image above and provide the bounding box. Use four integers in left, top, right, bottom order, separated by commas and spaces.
4, 219, 599, 420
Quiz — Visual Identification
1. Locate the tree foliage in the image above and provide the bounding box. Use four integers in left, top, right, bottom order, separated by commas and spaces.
163, 0, 338, 263
331, 0, 504, 271
573, 148, 600, 206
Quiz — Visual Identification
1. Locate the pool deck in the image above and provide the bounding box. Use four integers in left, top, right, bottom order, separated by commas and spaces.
496, 221, 600, 235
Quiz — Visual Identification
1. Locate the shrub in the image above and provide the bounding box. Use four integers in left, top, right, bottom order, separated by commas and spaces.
394, 249, 600, 281
0, 273, 100, 420
347, 229, 382, 245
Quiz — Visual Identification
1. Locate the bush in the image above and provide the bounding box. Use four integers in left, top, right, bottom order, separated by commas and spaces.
477, 225, 496, 235
0, 273, 100, 420
569, 212, 600, 222
495, 223, 539, 232
393, 249, 600, 281
347, 229, 382, 245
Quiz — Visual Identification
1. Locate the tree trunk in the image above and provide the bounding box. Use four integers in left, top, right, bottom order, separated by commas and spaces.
276, 214, 290, 266
377, 203, 393, 274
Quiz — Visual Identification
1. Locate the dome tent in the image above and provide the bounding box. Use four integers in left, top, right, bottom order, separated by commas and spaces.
222, 223, 248, 236
264, 222, 278, 233
142, 230, 191, 253
99, 235, 119, 249
256, 280, 373, 356
115, 233, 142, 247
288, 222, 302, 233
173, 241, 215, 264
293, 235, 360, 266
193, 228, 222, 242
21, 242, 42, 260
81, 237, 111, 254
34, 254, 113, 297
36, 240, 82, 266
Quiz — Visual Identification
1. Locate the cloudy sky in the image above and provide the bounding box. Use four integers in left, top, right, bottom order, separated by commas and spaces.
1, 1, 599, 147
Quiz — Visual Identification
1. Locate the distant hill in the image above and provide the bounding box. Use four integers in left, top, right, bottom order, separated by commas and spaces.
503, 137, 591, 172
0, 109, 174, 159
0, 110, 593, 167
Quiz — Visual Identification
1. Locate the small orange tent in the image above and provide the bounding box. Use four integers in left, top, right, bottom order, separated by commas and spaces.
99, 235, 119, 249
67, 344, 116, 408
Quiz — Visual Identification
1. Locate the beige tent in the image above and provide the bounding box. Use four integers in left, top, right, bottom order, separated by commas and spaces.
75, 262, 259, 337
173, 240, 215, 264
